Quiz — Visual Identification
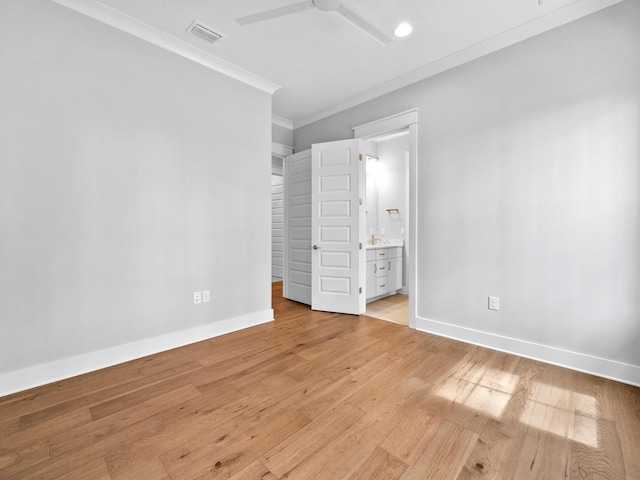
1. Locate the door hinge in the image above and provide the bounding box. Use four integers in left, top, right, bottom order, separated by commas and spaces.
359, 287, 363, 294
359, 154, 363, 161
359, 198, 363, 205
359, 242, 362, 249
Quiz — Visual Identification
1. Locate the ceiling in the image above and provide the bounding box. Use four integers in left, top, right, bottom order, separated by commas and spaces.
53, 0, 621, 128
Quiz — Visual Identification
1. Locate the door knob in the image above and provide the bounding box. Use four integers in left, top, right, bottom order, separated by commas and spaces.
312, 245, 321, 250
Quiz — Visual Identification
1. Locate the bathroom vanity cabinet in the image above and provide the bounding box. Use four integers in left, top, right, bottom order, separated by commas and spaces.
366, 245, 403, 301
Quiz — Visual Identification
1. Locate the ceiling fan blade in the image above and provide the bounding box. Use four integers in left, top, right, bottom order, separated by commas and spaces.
236, 1, 314, 25
335, 5, 391, 45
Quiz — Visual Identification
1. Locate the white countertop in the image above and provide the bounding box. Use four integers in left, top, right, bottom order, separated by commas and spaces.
366, 239, 404, 249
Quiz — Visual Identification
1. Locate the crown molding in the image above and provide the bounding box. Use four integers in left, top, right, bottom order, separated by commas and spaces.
292, 0, 623, 129
51, 0, 281, 95
272, 115, 294, 130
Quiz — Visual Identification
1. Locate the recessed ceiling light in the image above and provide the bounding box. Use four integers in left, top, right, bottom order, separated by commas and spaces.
394, 23, 413, 38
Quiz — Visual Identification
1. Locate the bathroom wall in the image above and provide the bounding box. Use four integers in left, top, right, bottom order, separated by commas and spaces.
366, 136, 409, 241
367, 135, 410, 289
375, 136, 410, 242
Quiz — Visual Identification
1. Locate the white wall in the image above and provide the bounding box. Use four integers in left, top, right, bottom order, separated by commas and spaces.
375, 136, 409, 241
294, 1, 640, 385
0, 1, 273, 394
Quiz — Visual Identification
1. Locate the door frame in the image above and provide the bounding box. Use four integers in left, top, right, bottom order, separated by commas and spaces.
272, 142, 293, 285
271, 144, 292, 283
353, 109, 418, 329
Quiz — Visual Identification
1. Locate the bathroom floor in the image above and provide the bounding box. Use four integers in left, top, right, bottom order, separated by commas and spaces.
365, 294, 409, 325
272, 280, 409, 326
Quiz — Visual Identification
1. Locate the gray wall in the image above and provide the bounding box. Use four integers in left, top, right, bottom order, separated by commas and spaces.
0, 2, 272, 379
295, 1, 640, 380
272, 123, 294, 147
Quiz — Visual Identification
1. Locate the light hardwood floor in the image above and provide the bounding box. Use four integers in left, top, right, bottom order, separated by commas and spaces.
1, 282, 639, 479
366, 294, 409, 326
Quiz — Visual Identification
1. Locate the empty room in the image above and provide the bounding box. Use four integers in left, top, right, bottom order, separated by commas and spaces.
1, 0, 639, 478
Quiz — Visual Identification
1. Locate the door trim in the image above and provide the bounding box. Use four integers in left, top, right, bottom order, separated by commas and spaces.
272, 142, 294, 159
353, 109, 419, 139
353, 109, 419, 329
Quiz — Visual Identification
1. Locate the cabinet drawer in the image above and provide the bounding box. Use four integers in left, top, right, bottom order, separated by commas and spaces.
387, 246, 402, 258
367, 248, 380, 262
375, 248, 388, 259
375, 259, 388, 277
375, 276, 388, 296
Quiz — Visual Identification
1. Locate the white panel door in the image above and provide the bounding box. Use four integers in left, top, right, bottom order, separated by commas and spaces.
311, 139, 365, 315
283, 150, 312, 304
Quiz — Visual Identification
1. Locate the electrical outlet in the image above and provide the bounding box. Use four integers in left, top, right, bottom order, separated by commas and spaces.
194, 291, 202, 305
488, 296, 499, 311
203, 290, 211, 303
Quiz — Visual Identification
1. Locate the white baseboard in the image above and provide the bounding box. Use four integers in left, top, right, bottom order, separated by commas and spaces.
0, 309, 274, 398
415, 316, 640, 387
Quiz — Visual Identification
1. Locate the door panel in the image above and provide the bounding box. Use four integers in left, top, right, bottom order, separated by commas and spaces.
311, 139, 365, 315
319, 251, 351, 269
320, 226, 351, 243
283, 150, 312, 305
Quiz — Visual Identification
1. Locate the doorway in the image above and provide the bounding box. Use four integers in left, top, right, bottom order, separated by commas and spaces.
271, 165, 283, 282
363, 130, 410, 325
282, 140, 364, 313
271, 144, 293, 284
280, 109, 418, 327
355, 109, 418, 329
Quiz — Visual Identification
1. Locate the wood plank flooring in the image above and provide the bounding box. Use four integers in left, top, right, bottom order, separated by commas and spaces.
1, 281, 639, 479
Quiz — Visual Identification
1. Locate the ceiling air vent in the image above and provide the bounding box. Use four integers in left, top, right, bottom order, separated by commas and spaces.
188, 21, 224, 45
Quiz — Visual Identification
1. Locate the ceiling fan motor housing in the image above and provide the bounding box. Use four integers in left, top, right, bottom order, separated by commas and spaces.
313, 0, 343, 12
